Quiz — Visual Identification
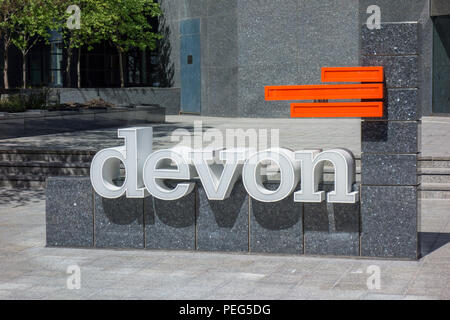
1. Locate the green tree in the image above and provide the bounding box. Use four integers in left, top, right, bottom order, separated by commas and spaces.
61, 0, 110, 88
103, 0, 162, 88
10, 0, 59, 88
0, 0, 22, 89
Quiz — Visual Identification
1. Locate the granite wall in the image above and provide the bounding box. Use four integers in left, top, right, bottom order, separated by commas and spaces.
360, 22, 420, 259
46, 177, 379, 258
160, 0, 431, 118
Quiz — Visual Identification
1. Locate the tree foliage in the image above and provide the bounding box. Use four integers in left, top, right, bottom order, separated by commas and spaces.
0, 0, 162, 88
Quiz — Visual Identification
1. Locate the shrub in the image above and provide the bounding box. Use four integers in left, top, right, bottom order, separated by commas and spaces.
0, 95, 27, 113
0, 88, 49, 113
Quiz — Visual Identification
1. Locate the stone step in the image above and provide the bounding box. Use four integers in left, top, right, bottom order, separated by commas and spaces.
419, 175, 450, 184
0, 149, 95, 163
419, 183, 450, 191
0, 175, 46, 188
0, 162, 90, 176
419, 190, 450, 200
419, 158, 450, 168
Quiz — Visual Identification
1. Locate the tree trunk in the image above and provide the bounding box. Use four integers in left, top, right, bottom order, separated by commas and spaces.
118, 48, 124, 88
66, 48, 72, 87
22, 52, 27, 89
77, 47, 81, 88
3, 42, 9, 89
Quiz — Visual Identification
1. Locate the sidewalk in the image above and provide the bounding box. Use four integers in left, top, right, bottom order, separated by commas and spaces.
0, 188, 448, 300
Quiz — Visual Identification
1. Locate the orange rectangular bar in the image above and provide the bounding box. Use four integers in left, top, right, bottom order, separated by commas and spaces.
321, 67, 384, 83
290, 102, 383, 118
265, 83, 384, 101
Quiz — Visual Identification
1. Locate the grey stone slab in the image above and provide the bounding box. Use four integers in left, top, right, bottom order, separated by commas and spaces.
238, 12, 297, 67
94, 194, 144, 249
361, 186, 418, 259
206, 15, 237, 68
197, 181, 249, 252
58, 88, 99, 105
366, 89, 419, 121
144, 183, 196, 250
361, 23, 418, 55
361, 55, 418, 88
297, 2, 360, 74
178, 0, 206, 20
361, 154, 418, 186
249, 183, 303, 254
98, 88, 132, 107
304, 184, 360, 256
205, 67, 238, 117
238, 63, 297, 118
362, 121, 419, 153
238, 0, 297, 16
46, 177, 93, 247
304, 232, 360, 257
207, 0, 237, 17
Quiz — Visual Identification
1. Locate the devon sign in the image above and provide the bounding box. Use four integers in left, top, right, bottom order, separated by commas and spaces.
90, 127, 358, 204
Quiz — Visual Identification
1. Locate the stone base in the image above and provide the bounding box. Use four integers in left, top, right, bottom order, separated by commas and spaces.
45, 177, 418, 259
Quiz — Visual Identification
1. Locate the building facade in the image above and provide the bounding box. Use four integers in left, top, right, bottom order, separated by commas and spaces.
1, 0, 448, 117
162, 0, 449, 117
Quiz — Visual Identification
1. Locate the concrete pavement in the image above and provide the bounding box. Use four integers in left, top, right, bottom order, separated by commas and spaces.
1, 115, 449, 157
0, 188, 448, 300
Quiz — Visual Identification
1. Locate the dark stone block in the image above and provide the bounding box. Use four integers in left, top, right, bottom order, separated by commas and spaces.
144, 183, 196, 250
365, 89, 419, 121
361, 186, 418, 259
361, 55, 418, 88
304, 232, 360, 257
362, 121, 418, 153
304, 184, 360, 256
197, 181, 249, 252
94, 194, 144, 249
361, 23, 418, 55
249, 183, 303, 254
46, 177, 94, 247
361, 154, 418, 186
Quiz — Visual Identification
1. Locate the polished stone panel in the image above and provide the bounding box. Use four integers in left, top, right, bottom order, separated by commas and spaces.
94, 194, 144, 249
238, 63, 297, 118
197, 181, 249, 252
205, 67, 238, 117
361, 186, 418, 259
361, 55, 418, 88
305, 232, 360, 257
372, 89, 419, 121
238, 12, 297, 67
361, 23, 418, 55
362, 121, 418, 153
249, 184, 303, 254
46, 177, 93, 247
144, 183, 196, 250
304, 184, 360, 256
207, 0, 237, 17
361, 154, 418, 186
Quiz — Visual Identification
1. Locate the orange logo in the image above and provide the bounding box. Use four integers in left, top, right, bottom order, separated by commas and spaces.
265, 67, 384, 118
